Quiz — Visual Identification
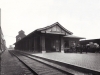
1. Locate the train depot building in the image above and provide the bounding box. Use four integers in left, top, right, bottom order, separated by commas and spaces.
14, 22, 85, 53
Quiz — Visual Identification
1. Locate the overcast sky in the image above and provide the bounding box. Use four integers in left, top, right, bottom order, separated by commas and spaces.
0, 0, 100, 47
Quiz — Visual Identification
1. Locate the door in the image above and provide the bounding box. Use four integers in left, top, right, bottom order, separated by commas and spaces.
64, 40, 69, 48
55, 40, 60, 51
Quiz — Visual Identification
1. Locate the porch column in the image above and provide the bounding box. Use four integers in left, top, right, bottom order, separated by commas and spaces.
25, 40, 27, 51
29, 39, 30, 51
31, 38, 34, 51
26, 40, 28, 51
19, 43, 20, 50
17, 44, 18, 50
27, 39, 29, 51
61, 37, 64, 53
22, 42, 24, 51
22, 41, 23, 51
29, 39, 32, 51
41, 35, 46, 53
34, 37, 37, 52
20, 42, 22, 50
23, 42, 24, 51
21, 42, 22, 50
30, 38, 33, 51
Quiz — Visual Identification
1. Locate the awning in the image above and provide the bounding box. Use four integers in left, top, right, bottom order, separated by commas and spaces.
63, 35, 85, 39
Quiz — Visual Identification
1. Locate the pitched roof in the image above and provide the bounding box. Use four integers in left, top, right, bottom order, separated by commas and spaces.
35, 22, 73, 34
64, 35, 85, 39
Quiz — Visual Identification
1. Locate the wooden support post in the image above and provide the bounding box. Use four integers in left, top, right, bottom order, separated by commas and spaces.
61, 37, 64, 53
29, 39, 31, 51
23, 41, 24, 50
27, 39, 29, 51
26, 40, 28, 51
34, 37, 37, 52
30, 38, 32, 51
41, 35, 46, 53
25, 41, 27, 51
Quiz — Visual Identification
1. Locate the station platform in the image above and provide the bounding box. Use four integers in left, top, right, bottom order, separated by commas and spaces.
18, 51, 100, 73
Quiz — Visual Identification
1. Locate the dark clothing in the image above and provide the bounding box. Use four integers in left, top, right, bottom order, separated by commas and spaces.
95, 47, 100, 53
86, 45, 90, 53
80, 45, 83, 53
76, 47, 78, 53
83, 45, 86, 52
76, 46, 80, 53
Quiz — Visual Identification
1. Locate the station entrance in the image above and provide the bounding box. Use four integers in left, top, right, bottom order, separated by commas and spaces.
45, 34, 61, 52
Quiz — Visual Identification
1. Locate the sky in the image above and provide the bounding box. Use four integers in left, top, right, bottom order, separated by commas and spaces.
0, 0, 100, 48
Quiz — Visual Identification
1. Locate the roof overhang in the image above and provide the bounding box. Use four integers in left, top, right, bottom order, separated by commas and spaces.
63, 35, 85, 39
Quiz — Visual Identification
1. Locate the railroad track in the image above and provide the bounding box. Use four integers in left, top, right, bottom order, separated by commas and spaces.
9, 50, 95, 75
9, 51, 68, 75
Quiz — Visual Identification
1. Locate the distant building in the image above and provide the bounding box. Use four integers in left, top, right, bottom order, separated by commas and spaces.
0, 9, 6, 52
80, 39, 100, 45
9, 45, 14, 50
16, 30, 26, 42
14, 22, 85, 53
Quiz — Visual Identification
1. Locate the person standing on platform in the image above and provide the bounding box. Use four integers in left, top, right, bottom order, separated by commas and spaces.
71, 42, 76, 53
76, 44, 80, 53
76, 44, 78, 53
95, 43, 99, 53
80, 45, 83, 53
86, 44, 90, 53
82, 45, 85, 52
89, 42, 94, 53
